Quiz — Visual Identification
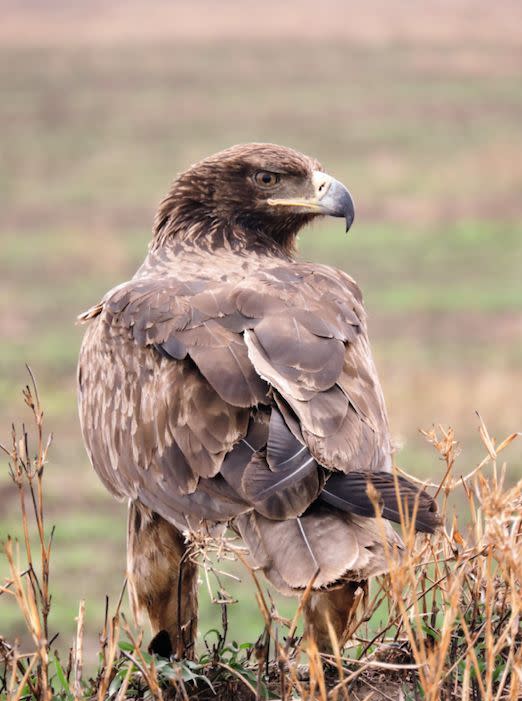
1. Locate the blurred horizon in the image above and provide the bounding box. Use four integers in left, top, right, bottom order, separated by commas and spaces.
2, 0, 522, 47
1, 0, 521, 664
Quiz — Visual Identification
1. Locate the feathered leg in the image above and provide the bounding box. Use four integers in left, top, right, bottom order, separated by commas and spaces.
303, 580, 366, 652
127, 502, 198, 659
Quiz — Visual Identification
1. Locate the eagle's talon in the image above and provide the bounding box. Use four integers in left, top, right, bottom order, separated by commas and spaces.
148, 629, 173, 659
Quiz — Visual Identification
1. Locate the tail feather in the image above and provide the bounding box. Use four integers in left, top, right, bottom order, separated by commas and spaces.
235, 502, 404, 594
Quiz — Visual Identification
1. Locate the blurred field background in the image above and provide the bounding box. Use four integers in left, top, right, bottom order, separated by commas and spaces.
1, 0, 521, 665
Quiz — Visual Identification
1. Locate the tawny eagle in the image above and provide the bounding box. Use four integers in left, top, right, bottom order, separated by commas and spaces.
78, 143, 439, 656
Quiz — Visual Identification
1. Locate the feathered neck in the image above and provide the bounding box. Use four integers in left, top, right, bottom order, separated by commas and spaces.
149, 185, 308, 258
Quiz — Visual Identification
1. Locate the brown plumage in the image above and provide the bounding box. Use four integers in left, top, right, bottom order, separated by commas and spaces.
78, 143, 440, 656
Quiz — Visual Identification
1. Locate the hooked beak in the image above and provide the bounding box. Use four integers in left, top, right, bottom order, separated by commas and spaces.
268, 171, 355, 232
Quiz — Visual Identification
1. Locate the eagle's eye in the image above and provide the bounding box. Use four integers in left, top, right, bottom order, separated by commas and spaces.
254, 171, 281, 188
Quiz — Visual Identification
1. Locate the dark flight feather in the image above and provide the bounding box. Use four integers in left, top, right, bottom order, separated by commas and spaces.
220, 416, 268, 496
242, 452, 321, 519
320, 471, 441, 533
266, 407, 308, 470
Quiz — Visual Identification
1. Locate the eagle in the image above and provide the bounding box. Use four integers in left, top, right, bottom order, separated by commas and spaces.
78, 143, 439, 658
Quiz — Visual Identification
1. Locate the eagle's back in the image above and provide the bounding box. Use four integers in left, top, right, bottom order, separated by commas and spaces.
78, 247, 403, 592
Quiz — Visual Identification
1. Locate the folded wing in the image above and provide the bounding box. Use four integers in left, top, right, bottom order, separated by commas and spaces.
78, 259, 439, 587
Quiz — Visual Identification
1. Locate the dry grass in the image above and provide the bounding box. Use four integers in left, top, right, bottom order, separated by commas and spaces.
1, 375, 521, 700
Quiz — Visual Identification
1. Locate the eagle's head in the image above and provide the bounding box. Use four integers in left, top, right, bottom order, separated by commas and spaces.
153, 143, 354, 253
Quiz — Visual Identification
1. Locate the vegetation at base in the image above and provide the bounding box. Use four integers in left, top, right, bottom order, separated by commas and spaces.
1, 376, 521, 700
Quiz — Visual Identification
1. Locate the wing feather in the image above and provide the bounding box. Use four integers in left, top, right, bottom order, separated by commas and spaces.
321, 471, 441, 533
